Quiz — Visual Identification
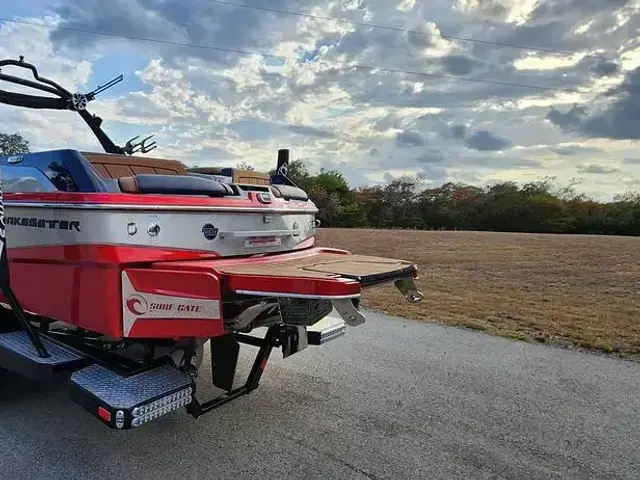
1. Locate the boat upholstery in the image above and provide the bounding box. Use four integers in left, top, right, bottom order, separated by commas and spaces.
82, 152, 188, 179
188, 167, 270, 185
118, 174, 232, 197
271, 184, 308, 201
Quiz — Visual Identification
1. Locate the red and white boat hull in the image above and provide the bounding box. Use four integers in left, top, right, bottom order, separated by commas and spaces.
4, 195, 318, 263
1, 194, 419, 341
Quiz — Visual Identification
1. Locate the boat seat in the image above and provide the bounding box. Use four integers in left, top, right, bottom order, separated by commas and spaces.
82, 152, 188, 179
188, 167, 270, 185
271, 184, 308, 201
119, 174, 232, 197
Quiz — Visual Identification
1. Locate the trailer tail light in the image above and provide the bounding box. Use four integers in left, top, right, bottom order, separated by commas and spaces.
97, 406, 111, 422
131, 387, 193, 428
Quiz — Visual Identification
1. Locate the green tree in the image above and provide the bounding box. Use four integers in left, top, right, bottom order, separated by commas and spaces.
265, 155, 640, 236
355, 186, 385, 227
310, 186, 345, 227
419, 182, 483, 230
381, 176, 422, 228
236, 161, 255, 171
269, 159, 314, 192
0, 132, 30, 155
314, 168, 350, 196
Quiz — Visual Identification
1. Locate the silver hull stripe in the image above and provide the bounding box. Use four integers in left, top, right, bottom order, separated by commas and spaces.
4, 204, 317, 257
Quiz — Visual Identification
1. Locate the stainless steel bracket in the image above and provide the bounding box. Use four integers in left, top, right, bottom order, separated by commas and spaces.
331, 298, 366, 327
394, 277, 424, 304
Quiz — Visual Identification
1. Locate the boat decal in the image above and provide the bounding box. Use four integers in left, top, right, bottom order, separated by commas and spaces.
5, 216, 81, 231
201, 223, 219, 240
122, 271, 221, 337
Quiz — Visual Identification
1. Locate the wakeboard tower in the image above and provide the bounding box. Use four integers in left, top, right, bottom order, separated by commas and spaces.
0, 56, 423, 430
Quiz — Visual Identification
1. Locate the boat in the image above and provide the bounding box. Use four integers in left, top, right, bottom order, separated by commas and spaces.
0, 56, 423, 430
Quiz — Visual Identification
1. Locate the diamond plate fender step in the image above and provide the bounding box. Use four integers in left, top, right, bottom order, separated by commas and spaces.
0, 331, 88, 381
69, 364, 195, 430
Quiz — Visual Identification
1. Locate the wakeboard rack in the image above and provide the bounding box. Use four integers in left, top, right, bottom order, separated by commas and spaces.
0, 55, 156, 155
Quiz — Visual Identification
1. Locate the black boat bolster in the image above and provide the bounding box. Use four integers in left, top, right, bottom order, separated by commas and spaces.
118, 174, 230, 197
270, 184, 308, 201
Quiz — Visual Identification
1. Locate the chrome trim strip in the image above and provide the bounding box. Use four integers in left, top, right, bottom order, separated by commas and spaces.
220, 229, 297, 238
5, 201, 318, 214
235, 290, 360, 300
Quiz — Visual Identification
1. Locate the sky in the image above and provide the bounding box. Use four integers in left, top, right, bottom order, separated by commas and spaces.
0, 0, 639, 201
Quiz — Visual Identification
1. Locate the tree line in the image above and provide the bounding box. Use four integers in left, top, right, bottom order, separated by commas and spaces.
3, 131, 638, 235
271, 160, 640, 236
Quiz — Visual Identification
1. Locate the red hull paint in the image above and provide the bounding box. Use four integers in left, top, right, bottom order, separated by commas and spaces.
9, 244, 219, 266
126, 268, 222, 299
127, 319, 224, 338
0, 262, 122, 337
8, 240, 315, 266
2, 244, 369, 338
4, 246, 227, 338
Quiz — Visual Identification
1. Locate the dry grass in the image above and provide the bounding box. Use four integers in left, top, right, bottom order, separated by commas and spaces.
316, 228, 640, 359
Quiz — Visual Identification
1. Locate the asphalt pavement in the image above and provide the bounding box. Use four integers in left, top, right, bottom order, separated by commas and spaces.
1, 310, 638, 480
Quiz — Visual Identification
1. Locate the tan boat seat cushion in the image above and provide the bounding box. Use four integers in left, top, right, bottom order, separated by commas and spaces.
82, 152, 188, 179
188, 167, 270, 185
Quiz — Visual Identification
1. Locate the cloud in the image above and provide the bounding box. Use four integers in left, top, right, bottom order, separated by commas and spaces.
546, 104, 586, 130
440, 55, 479, 75
1, 0, 638, 202
48, 0, 282, 67
547, 66, 640, 139
417, 164, 448, 184
577, 163, 621, 174
286, 125, 336, 139
450, 124, 467, 138
456, 155, 542, 168
552, 145, 602, 156
589, 58, 620, 77
396, 130, 425, 147
464, 130, 511, 151
623, 157, 640, 164
416, 149, 446, 164
453, 0, 511, 22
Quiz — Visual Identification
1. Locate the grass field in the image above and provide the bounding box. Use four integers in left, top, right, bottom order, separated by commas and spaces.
316, 228, 640, 359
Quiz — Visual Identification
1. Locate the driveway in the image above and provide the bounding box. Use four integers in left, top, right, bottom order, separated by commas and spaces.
1, 310, 638, 479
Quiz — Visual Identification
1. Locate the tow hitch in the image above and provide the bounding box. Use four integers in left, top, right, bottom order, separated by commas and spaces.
187, 313, 345, 419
